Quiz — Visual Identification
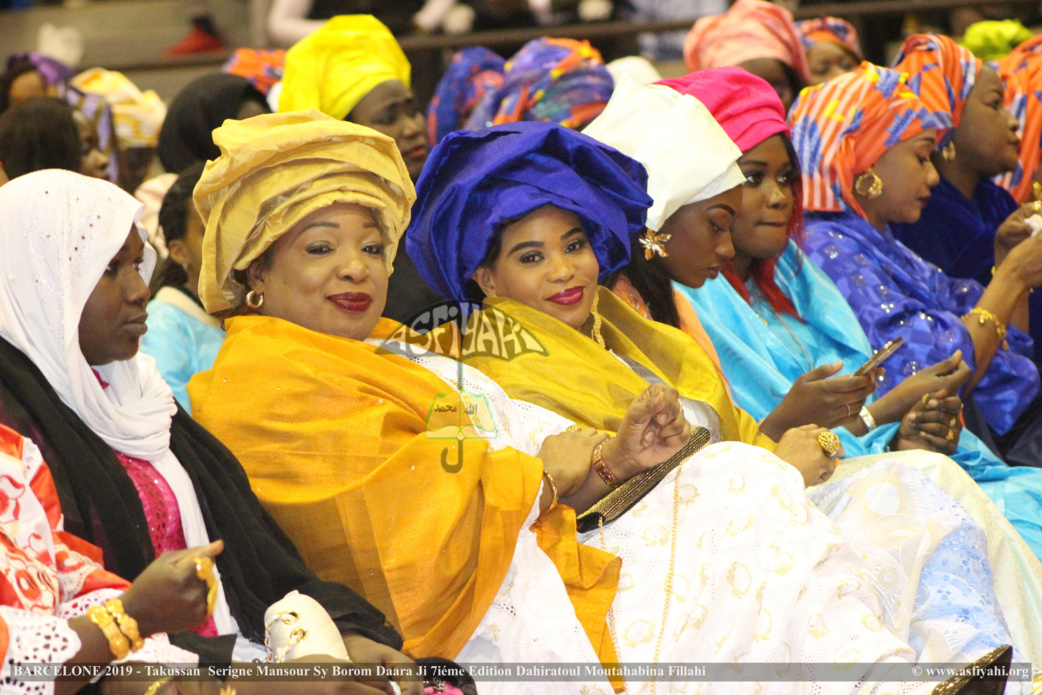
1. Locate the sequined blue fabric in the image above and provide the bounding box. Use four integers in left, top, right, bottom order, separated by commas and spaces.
804, 210, 1038, 435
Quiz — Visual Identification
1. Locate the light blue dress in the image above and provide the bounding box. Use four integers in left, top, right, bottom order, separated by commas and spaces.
141, 286, 225, 414
679, 240, 1042, 561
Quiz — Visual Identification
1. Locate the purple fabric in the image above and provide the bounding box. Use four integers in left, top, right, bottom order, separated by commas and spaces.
892, 177, 1042, 367
6, 52, 74, 87
804, 209, 1038, 435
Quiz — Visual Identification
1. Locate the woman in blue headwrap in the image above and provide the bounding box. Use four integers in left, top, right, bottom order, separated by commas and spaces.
406, 111, 1026, 670
193, 110, 1013, 691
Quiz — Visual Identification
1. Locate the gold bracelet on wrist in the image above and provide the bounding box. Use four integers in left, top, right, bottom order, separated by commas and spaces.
964, 307, 1009, 350
143, 677, 172, 695
87, 605, 130, 660
541, 470, 559, 514
591, 438, 621, 488
104, 598, 144, 652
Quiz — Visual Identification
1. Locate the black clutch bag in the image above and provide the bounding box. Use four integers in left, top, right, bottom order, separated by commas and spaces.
576, 427, 712, 534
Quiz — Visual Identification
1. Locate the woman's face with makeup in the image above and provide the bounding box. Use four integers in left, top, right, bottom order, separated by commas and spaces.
473, 205, 600, 330
732, 134, 798, 263
655, 186, 744, 289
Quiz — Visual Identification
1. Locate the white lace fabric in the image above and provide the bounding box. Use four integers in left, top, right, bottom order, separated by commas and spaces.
374, 340, 982, 695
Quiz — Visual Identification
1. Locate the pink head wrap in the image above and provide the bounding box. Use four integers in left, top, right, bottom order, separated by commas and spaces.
684, 0, 811, 84
655, 67, 789, 151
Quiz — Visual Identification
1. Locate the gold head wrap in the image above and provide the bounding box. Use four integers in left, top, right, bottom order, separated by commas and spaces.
195, 110, 415, 315
278, 15, 411, 121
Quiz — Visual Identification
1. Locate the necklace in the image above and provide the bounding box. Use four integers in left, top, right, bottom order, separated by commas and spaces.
599, 460, 683, 695
751, 294, 815, 372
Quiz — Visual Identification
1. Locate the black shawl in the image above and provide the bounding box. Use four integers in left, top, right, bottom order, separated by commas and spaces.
0, 336, 402, 663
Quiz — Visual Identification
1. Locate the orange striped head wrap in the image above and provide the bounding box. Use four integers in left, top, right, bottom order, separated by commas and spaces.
789, 62, 947, 218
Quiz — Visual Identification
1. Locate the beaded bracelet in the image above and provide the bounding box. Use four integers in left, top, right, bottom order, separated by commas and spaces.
104, 598, 144, 652
591, 439, 621, 489
965, 307, 1009, 350
87, 605, 130, 660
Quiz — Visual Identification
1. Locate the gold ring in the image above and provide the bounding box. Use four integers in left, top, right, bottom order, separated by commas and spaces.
194, 557, 213, 581
817, 431, 841, 458
946, 429, 955, 442
1033, 200, 1041, 213
949, 416, 958, 429
565, 424, 582, 434
195, 557, 218, 616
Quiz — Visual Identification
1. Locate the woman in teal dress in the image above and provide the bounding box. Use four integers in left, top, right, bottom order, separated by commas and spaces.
655, 67, 1042, 569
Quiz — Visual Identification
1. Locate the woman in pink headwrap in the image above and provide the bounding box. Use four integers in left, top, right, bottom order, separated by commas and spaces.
683, 0, 810, 110
795, 17, 862, 85
652, 69, 1042, 588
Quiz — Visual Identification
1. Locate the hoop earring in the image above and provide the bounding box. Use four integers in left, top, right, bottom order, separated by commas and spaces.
244, 289, 265, 310
854, 170, 883, 200
941, 141, 956, 162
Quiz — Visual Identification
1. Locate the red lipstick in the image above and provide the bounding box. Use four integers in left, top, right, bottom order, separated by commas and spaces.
328, 292, 373, 312
548, 287, 584, 306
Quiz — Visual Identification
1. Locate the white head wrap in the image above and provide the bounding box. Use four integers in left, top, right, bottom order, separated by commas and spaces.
583, 75, 745, 231
0, 170, 240, 638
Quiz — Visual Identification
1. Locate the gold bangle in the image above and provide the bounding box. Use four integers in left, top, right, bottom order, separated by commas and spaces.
541, 470, 559, 514
104, 598, 144, 652
143, 677, 172, 695
88, 605, 130, 660
964, 307, 1009, 350
591, 439, 621, 488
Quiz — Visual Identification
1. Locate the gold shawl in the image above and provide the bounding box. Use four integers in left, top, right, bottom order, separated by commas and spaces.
464, 287, 774, 450
188, 314, 620, 667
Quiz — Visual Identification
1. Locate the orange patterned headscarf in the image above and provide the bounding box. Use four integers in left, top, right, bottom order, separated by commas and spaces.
997, 35, 1042, 202
683, 0, 810, 83
892, 33, 981, 134
795, 17, 861, 59
789, 62, 946, 219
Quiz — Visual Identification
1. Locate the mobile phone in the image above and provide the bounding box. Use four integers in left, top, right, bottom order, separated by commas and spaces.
853, 338, 903, 377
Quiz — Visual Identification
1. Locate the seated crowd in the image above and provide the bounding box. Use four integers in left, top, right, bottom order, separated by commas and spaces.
4, 4, 1042, 694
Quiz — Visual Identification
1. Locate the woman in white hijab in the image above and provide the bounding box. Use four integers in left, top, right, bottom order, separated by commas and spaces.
0, 168, 426, 695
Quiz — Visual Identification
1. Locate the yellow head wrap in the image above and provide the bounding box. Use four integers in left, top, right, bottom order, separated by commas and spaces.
195, 110, 416, 315
278, 15, 412, 121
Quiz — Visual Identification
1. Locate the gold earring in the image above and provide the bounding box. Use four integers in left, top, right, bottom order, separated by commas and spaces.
244, 289, 265, 310
637, 228, 671, 260
941, 141, 956, 162
854, 170, 883, 199
588, 292, 606, 348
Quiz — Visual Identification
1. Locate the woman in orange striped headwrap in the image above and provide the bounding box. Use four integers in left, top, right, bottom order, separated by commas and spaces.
795, 17, 862, 85
889, 34, 1042, 380
795, 61, 1042, 468
997, 34, 1042, 204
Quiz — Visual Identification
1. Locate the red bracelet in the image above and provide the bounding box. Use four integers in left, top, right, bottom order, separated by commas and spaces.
592, 439, 621, 488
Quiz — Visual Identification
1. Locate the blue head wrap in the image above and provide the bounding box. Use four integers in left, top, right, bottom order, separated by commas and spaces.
426, 47, 505, 146
406, 121, 652, 302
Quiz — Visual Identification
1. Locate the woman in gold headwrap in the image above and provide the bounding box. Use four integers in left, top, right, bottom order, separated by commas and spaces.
189, 109, 704, 695
189, 110, 1012, 695
278, 14, 441, 323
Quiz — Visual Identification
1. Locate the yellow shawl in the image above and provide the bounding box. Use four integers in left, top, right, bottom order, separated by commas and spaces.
464, 288, 774, 449
188, 314, 620, 666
